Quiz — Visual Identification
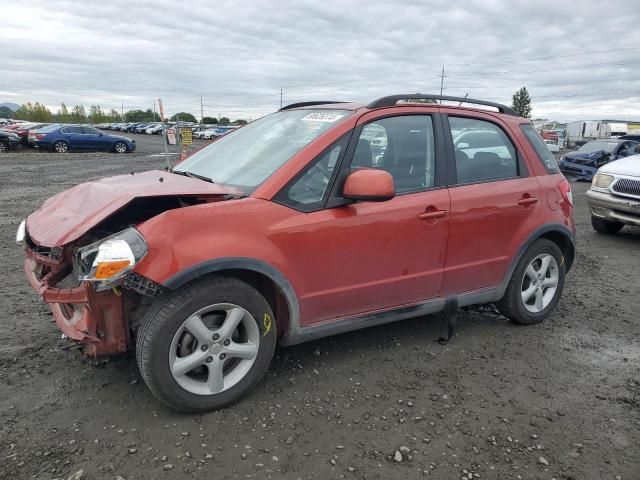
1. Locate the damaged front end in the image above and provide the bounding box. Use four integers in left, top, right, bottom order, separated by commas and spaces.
21, 225, 160, 357
18, 169, 243, 357
558, 151, 611, 181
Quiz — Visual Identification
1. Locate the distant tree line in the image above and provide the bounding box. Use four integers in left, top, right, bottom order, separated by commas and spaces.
7, 102, 249, 125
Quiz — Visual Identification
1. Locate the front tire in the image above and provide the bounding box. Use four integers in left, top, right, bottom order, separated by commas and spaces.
114, 141, 128, 153
591, 215, 623, 234
136, 276, 277, 412
496, 239, 566, 325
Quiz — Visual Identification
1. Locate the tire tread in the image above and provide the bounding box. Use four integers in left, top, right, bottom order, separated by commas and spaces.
136, 276, 276, 412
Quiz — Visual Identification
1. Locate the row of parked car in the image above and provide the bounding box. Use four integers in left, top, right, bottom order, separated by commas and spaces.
0, 120, 239, 153
0, 121, 136, 153
95, 122, 238, 139
0, 121, 50, 151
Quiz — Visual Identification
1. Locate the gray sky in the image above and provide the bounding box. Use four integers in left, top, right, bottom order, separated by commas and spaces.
2, 0, 639, 121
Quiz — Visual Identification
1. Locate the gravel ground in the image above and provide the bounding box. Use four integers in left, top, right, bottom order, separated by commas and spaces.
0, 145, 639, 480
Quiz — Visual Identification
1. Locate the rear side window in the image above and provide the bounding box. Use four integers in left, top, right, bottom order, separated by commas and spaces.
62, 126, 83, 134
521, 124, 560, 174
450, 117, 519, 184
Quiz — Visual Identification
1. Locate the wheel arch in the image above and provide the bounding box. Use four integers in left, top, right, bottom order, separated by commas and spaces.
497, 223, 575, 299
162, 257, 299, 341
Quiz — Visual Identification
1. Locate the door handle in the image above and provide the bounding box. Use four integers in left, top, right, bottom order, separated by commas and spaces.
418, 210, 447, 220
518, 196, 538, 206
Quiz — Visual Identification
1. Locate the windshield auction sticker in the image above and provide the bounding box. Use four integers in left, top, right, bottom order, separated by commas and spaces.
301, 113, 344, 122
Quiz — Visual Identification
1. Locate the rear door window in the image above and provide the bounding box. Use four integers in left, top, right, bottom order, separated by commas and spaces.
450, 117, 519, 183
62, 126, 83, 134
520, 124, 560, 173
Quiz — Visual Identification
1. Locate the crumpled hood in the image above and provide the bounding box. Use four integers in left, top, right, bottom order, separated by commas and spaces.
598, 154, 640, 177
27, 170, 240, 247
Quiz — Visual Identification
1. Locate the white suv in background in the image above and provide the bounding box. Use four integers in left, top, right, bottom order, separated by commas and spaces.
587, 154, 640, 233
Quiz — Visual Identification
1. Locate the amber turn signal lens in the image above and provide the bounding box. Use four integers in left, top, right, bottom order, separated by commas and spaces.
94, 260, 132, 280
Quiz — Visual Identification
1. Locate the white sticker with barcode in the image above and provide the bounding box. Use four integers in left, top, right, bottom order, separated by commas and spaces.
300, 112, 344, 123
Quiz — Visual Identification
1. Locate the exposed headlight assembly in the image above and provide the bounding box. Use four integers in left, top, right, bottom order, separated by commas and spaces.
75, 228, 148, 291
592, 173, 614, 189
16, 220, 26, 245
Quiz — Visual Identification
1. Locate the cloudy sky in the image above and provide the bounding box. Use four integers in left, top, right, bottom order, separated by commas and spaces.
2, 0, 639, 121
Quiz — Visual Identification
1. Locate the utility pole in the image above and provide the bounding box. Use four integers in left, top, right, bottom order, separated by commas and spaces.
439, 65, 445, 99
200, 95, 204, 124
153, 100, 156, 120
280, 88, 283, 109
121, 100, 124, 119
158, 98, 170, 170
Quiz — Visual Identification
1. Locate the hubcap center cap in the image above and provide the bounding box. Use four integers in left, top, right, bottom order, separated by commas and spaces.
210, 343, 223, 354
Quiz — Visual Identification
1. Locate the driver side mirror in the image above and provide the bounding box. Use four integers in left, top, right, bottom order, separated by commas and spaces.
343, 168, 395, 202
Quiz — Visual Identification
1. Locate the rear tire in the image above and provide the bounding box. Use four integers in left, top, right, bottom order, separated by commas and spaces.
496, 239, 566, 325
136, 276, 277, 412
591, 215, 623, 234
53, 140, 69, 153
0, 140, 8, 153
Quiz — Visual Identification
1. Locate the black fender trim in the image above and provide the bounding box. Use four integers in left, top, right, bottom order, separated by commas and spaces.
162, 257, 300, 338
496, 223, 575, 299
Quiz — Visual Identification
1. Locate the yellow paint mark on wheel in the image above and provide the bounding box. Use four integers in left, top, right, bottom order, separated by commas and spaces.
560, 256, 565, 266
263, 313, 272, 336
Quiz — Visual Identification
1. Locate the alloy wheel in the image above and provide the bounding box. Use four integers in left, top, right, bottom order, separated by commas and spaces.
169, 303, 260, 395
0, 142, 7, 153
520, 253, 559, 313
115, 142, 127, 153
54, 142, 68, 153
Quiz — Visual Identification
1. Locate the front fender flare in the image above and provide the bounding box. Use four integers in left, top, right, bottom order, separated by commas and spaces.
162, 257, 300, 341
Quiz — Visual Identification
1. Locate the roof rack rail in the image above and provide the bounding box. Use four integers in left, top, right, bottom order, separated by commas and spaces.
367, 94, 518, 116
280, 101, 347, 111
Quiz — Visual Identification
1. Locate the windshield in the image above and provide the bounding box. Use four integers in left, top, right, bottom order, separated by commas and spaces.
173, 109, 351, 193
578, 141, 619, 153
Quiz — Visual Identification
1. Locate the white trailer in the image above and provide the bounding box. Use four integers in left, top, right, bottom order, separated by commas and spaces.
605, 122, 628, 137
566, 121, 608, 147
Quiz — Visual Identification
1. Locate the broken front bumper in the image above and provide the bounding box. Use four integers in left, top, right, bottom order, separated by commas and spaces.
24, 248, 129, 357
558, 160, 597, 181
586, 189, 640, 227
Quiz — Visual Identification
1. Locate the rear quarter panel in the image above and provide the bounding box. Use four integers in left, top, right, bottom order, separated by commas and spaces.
511, 120, 574, 233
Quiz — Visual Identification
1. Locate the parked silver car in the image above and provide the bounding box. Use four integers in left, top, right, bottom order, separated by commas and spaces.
587, 154, 640, 233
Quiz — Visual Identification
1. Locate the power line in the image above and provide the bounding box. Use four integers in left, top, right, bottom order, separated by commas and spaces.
445, 58, 640, 78
444, 46, 640, 66
281, 49, 640, 89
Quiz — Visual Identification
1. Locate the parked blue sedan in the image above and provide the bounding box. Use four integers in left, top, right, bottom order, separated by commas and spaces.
558, 139, 640, 180
29, 125, 136, 153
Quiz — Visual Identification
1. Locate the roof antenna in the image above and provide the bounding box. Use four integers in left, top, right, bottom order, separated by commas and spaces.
458, 93, 469, 106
